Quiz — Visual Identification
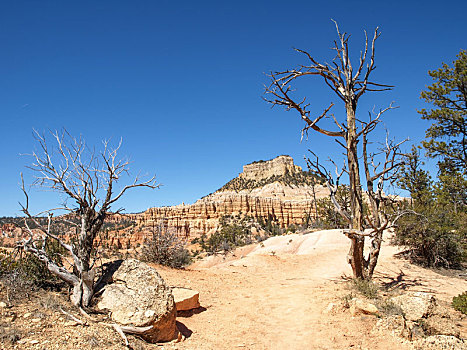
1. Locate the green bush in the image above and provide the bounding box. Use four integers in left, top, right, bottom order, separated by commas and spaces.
316, 186, 350, 229
258, 215, 284, 236
393, 206, 465, 268
200, 223, 252, 254
452, 292, 467, 314
351, 278, 379, 299
0, 240, 66, 300
0, 249, 19, 275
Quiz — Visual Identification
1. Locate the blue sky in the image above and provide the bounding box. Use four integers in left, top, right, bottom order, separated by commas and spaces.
1, 0, 466, 216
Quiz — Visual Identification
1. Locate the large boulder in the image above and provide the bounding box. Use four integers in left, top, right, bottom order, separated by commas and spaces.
390, 292, 436, 321
97, 259, 178, 343
374, 315, 408, 338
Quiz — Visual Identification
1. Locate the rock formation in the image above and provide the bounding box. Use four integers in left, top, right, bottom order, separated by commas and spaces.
130, 155, 329, 240
1, 155, 330, 247
239, 155, 302, 180
97, 259, 179, 343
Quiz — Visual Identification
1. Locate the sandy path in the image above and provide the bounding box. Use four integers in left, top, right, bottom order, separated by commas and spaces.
3, 230, 465, 350
157, 229, 464, 349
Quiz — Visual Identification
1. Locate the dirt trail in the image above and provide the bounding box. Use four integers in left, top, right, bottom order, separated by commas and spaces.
3, 229, 465, 349
156, 229, 467, 349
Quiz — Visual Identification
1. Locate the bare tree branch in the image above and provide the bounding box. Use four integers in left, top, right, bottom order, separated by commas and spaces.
18, 129, 158, 307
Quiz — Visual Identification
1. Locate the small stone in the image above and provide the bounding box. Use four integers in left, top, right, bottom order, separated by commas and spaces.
323, 302, 337, 314
23, 312, 32, 318
350, 298, 379, 316
0, 301, 7, 308
31, 318, 41, 323
30, 339, 39, 344
172, 287, 200, 311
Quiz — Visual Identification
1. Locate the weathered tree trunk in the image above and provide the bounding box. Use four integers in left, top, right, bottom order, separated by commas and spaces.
367, 231, 383, 278
346, 102, 366, 279
69, 212, 104, 307
264, 23, 398, 280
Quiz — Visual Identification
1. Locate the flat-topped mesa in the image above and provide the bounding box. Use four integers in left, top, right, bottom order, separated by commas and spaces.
240, 155, 302, 181
81, 155, 329, 247
217, 156, 319, 194
128, 155, 329, 240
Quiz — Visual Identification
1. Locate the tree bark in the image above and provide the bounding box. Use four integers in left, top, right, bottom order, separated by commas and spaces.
346, 102, 365, 279
367, 231, 382, 278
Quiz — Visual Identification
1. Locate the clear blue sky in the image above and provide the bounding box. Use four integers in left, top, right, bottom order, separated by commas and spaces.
1, 0, 466, 216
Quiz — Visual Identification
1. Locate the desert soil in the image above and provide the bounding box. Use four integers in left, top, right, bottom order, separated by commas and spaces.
1, 229, 467, 349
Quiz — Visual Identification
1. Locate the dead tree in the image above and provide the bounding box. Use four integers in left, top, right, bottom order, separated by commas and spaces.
18, 130, 157, 307
265, 21, 403, 278
360, 112, 406, 277
305, 115, 405, 278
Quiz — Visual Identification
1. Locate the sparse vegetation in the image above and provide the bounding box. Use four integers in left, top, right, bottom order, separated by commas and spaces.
394, 137, 466, 268
452, 291, 467, 315
218, 170, 322, 193
258, 215, 285, 236
351, 278, 379, 299
140, 226, 191, 268
0, 325, 22, 345
0, 243, 66, 303
393, 205, 465, 268
376, 299, 405, 317
198, 215, 254, 254
315, 186, 351, 229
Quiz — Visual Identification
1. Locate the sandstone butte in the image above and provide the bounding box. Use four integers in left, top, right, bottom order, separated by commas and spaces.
1, 155, 330, 248
121, 155, 330, 245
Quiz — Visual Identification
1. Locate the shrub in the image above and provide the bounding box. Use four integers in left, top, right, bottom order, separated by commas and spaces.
0, 325, 22, 345
393, 206, 465, 268
316, 186, 350, 229
21, 239, 66, 289
0, 239, 65, 300
140, 227, 191, 268
258, 215, 284, 236
285, 224, 297, 233
200, 222, 252, 254
376, 299, 405, 317
351, 278, 379, 299
452, 292, 467, 315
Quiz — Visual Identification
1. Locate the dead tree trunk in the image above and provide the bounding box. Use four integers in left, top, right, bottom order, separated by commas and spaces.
264, 21, 403, 279
19, 130, 158, 307
345, 103, 365, 278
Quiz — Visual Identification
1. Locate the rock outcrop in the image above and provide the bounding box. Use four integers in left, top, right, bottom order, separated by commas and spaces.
239, 155, 302, 180
390, 292, 436, 321
1, 156, 330, 247
97, 259, 179, 343
130, 155, 329, 239
374, 293, 464, 346
133, 192, 321, 238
